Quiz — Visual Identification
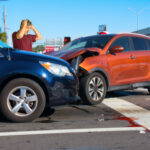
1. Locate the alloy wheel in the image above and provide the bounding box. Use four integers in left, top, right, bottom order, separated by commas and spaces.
7, 86, 38, 117
88, 76, 104, 101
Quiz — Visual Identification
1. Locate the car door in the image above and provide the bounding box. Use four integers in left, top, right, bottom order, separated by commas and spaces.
146, 39, 150, 81
106, 36, 139, 86
130, 37, 150, 82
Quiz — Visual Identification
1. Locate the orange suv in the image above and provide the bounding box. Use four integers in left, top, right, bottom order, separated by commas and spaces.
46, 33, 150, 105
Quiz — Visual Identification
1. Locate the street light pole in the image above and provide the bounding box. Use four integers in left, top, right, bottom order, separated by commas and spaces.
128, 8, 148, 33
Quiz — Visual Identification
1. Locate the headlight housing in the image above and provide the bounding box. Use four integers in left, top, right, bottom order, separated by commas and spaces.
39, 61, 73, 76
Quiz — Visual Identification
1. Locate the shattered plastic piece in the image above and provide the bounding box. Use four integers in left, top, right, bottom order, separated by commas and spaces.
139, 130, 146, 134
98, 114, 105, 122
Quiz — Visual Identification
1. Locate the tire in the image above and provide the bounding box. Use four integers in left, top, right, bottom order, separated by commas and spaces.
147, 87, 150, 94
0, 78, 46, 122
79, 72, 107, 105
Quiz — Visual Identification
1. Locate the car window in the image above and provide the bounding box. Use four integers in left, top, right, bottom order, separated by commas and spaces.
91, 38, 110, 48
146, 39, 150, 50
60, 35, 114, 51
132, 37, 148, 51
0, 40, 11, 48
66, 41, 87, 51
110, 37, 131, 52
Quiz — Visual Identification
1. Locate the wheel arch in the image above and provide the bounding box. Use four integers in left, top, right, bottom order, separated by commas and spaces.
88, 67, 110, 90
0, 74, 50, 106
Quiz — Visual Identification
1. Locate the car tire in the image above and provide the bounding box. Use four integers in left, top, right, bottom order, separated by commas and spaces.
147, 87, 150, 94
79, 72, 107, 105
0, 78, 46, 122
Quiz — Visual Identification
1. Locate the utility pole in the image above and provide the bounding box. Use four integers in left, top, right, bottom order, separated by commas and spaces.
3, 6, 6, 33
0, 0, 8, 32
0, 0, 8, 33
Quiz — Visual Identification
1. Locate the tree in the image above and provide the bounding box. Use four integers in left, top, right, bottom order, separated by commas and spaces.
0, 28, 7, 43
33, 45, 45, 53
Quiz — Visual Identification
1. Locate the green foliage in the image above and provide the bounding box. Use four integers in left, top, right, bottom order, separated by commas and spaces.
33, 45, 45, 52
0, 31, 7, 43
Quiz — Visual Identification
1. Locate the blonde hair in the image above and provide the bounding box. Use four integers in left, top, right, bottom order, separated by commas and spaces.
20, 19, 32, 28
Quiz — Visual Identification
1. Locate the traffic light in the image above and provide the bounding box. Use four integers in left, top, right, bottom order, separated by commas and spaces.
64, 37, 71, 45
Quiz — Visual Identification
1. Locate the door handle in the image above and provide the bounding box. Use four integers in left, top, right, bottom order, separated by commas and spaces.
130, 56, 136, 59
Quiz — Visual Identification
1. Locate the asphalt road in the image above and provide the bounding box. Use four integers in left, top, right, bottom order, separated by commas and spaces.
0, 88, 150, 150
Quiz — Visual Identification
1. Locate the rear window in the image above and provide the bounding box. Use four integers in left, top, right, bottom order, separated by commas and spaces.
132, 37, 148, 51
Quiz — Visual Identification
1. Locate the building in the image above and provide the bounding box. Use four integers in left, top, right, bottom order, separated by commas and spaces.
133, 27, 150, 36
33, 37, 64, 53
44, 37, 64, 52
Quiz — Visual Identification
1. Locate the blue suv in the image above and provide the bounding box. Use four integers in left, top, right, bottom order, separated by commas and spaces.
0, 41, 78, 122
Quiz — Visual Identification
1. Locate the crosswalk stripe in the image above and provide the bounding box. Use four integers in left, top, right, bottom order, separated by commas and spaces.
103, 98, 150, 130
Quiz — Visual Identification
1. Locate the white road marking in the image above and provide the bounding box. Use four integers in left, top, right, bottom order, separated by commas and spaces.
0, 127, 145, 137
103, 98, 150, 130
0, 97, 149, 137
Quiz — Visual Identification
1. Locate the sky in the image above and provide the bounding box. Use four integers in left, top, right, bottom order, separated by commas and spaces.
0, 0, 150, 45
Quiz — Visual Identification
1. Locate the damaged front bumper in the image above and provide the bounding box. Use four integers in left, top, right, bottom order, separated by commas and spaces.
43, 72, 79, 106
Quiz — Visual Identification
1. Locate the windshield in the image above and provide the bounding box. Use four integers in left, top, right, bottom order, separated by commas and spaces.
61, 35, 114, 51
0, 40, 12, 49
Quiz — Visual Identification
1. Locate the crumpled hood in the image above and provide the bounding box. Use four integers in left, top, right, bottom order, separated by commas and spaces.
45, 47, 101, 60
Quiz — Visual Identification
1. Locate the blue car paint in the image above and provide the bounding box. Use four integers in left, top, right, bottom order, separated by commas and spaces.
0, 46, 78, 107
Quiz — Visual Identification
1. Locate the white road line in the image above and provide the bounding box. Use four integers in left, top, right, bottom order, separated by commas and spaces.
0, 97, 149, 137
103, 98, 150, 130
0, 127, 145, 137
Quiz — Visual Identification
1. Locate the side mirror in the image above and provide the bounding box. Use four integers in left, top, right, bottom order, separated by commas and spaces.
110, 46, 124, 53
